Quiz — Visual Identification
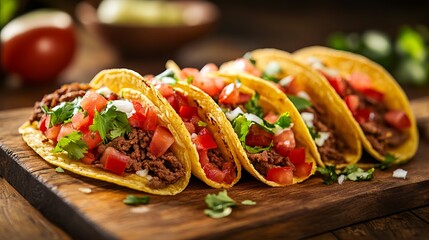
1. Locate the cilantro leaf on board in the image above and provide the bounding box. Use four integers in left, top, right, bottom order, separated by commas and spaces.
123, 195, 150, 205
204, 190, 236, 218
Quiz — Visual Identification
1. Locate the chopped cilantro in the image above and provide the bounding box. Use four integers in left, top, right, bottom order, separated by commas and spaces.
307, 126, 320, 140
42, 98, 81, 127
204, 190, 236, 218
197, 121, 207, 127
377, 153, 398, 170
317, 165, 338, 185
244, 93, 264, 118
90, 104, 131, 142
241, 200, 256, 205
53, 131, 88, 160
186, 76, 194, 84
123, 195, 150, 205
274, 112, 291, 128
55, 167, 65, 173
287, 95, 312, 111
262, 61, 282, 83
342, 165, 375, 181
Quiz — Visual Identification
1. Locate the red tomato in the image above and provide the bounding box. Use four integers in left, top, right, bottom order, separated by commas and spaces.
354, 108, 375, 124
82, 130, 102, 149
266, 166, 293, 185
155, 83, 174, 98
203, 163, 225, 183
294, 162, 313, 178
180, 68, 200, 80
193, 128, 217, 150
218, 83, 239, 104
200, 63, 218, 74
198, 149, 209, 167
45, 125, 61, 143
100, 147, 130, 175
38, 115, 49, 133
273, 129, 296, 157
128, 112, 146, 129
80, 91, 108, 117
179, 106, 198, 120
167, 91, 189, 113
384, 110, 411, 129
142, 107, 158, 131
184, 121, 196, 134
319, 70, 346, 96
361, 88, 384, 102
288, 147, 306, 165
222, 162, 237, 184
81, 152, 95, 165
245, 124, 274, 147
149, 126, 175, 157
190, 114, 204, 133
344, 95, 360, 113
233, 58, 261, 76
264, 111, 279, 124
284, 78, 303, 95
57, 123, 74, 141
192, 74, 223, 97
1, 10, 76, 84
347, 72, 372, 92
71, 111, 92, 132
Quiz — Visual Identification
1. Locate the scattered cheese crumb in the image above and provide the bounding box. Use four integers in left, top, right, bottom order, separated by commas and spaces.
338, 174, 345, 184
392, 169, 408, 179
130, 206, 150, 214
78, 187, 92, 194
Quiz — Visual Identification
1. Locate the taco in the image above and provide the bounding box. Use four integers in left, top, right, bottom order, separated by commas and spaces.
293, 46, 418, 163
166, 61, 319, 186
141, 69, 242, 188
219, 48, 362, 168
19, 69, 192, 195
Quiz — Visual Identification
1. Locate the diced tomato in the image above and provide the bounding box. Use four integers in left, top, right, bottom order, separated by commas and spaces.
192, 74, 223, 97
155, 83, 174, 98
128, 113, 146, 129
57, 123, 74, 141
218, 83, 241, 105
142, 107, 158, 131
361, 88, 384, 102
198, 149, 209, 167
347, 72, 372, 92
80, 91, 108, 116
264, 111, 279, 124
190, 114, 204, 133
273, 129, 296, 157
81, 152, 95, 165
288, 147, 306, 165
45, 125, 61, 143
149, 126, 175, 157
192, 128, 217, 150
203, 163, 225, 183
184, 121, 196, 134
284, 78, 303, 95
384, 110, 411, 129
320, 70, 346, 96
82, 130, 102, 149
200, 63, 218, 74
354, 108, 375, 124
166, 94, 179, 112
179, 106, 198, 120
180, 67, 200, 80
100, 147, 130, 175
222, 162, 237, 184
344, 95, 360, 114
266, 166, 293, 185
71, 111, 92, 132
38, 115, 49, 133
245, 124, 274, 147
238, 93, 252, 104
294, 161, 313, 178
233, 58, 261, 77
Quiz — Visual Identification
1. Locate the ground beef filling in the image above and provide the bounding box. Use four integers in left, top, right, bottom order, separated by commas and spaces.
98, 128, 185, 189
303, 106, 348, 165
207, 148, 229, 169
29, 83, 92, 122
247, 150, 294, 177
344, 82, 409, 155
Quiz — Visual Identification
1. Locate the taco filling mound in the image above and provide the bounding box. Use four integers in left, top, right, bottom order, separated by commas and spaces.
26, 83, 186, 191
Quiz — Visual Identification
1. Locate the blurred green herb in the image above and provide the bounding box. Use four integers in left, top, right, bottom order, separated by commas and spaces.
0, 0, 18, 28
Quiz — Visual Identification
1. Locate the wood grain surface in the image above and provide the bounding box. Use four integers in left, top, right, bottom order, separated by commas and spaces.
1, 108, 429, 240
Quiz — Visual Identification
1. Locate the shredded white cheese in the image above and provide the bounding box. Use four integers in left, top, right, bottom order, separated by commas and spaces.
78, 187, 92, 194
392, 169, 408, 179
296, 91, 311, 101
301, 112, 314, 128
315, 132, 330, 147
338, 174, 345, 184
279, 75, 294, 87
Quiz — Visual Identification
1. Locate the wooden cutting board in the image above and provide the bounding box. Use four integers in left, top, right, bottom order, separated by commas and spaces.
1, 108, 429, 240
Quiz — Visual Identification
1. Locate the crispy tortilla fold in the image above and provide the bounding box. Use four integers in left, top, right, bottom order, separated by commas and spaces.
171, 82, 242, 188
19, 70, 193, 195
221, 48, 362, 168
293, 46, 418, 163
212, 71, 319, 186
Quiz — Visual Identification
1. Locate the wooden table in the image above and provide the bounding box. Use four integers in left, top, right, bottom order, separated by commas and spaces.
1, 1, 429, 239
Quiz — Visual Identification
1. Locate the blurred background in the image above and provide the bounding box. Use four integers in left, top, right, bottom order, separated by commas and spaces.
1, 0, 429, 110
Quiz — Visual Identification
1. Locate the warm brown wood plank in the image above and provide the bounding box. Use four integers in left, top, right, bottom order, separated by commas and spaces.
0, 178, 70, 240
304, 232, 338, 240
413, 205, 429, 223
333, 211, 429, 239
1, 108, 429, 239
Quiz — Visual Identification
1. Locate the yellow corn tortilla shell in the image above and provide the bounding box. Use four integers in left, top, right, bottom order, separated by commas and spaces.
221, 48, 362, 168
293, 46, 418, 163
172, 82, 242, 188
214, 71, 320, 186
19, 71, 193, 195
